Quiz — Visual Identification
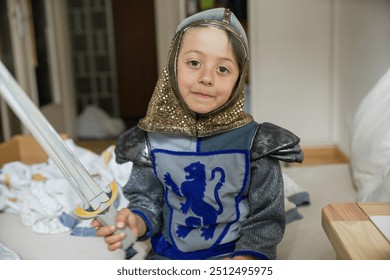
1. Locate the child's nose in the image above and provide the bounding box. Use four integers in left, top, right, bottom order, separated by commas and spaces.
199, 68, 214, 86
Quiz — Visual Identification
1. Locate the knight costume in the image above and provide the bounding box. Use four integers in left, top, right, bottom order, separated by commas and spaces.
115, 8, 303, 260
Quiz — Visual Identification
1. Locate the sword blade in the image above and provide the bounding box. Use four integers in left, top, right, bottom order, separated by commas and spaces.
0, 61, 108, 211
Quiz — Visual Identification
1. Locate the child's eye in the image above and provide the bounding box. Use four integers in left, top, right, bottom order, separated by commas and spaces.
217, 66, 230, 73
188, 60, 200, 67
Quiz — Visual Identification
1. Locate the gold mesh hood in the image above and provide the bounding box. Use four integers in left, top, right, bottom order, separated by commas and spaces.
138, 8, 253, 137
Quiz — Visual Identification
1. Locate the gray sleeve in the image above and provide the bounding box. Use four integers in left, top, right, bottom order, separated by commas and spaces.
233, 156, 286, 260
115, 126, 162, 237
123, 163, 164, 238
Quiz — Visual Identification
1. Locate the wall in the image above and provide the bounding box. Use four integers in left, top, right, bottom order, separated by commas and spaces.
248, 0, 390, 155
154, 0, 184, 72
334, 0, 390, 156
249, 0, 335, 147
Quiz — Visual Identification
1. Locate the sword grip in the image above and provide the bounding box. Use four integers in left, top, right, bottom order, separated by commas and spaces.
97, 205, 137, 250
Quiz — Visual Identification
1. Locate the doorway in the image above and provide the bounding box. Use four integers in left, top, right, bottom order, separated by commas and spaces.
112, 0, 158, 128
67, 0, 158, 130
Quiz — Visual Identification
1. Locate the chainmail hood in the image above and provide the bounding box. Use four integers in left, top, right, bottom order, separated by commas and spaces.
138, 8, 253, 137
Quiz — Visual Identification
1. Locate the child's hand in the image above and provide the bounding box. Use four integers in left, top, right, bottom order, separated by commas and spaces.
92, 208, 147, 251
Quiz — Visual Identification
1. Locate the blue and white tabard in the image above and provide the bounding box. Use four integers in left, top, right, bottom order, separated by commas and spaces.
148, 122, 258, 258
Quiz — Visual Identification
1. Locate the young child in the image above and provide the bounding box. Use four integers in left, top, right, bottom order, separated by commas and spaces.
93, 8, 303, 260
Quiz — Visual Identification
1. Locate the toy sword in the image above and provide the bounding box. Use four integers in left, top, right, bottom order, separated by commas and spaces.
0, 61, 136, 250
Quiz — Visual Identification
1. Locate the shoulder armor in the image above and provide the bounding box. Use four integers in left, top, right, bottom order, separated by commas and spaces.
252, 122, 304, 163
115, 126, 152, 166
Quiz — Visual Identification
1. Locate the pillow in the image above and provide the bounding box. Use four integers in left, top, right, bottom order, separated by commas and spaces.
350, 67, 390, 201
357, 158, 390, 202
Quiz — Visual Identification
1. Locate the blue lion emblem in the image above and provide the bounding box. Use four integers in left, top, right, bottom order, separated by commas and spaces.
163, 161, 225, 241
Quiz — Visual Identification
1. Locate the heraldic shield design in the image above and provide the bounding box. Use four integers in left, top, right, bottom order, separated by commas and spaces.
152, 150, 249, 253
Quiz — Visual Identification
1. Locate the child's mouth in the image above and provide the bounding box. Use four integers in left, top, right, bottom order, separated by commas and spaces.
194, 92, 212, 99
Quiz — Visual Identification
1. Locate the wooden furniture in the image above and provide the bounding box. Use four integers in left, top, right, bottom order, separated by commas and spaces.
322, 202, 390, 259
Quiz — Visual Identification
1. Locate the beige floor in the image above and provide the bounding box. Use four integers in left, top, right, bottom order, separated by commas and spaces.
278, 163, 356, 259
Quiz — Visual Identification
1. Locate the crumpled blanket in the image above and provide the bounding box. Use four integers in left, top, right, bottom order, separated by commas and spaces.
0, 139, 308, 235
0, 139, 132, 234
0, 242, 20, 260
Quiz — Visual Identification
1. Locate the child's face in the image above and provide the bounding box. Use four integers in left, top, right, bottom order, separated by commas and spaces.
177, 27, 239, 114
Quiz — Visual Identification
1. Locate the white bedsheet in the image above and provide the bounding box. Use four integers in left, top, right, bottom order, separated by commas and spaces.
0, 139, 132, 234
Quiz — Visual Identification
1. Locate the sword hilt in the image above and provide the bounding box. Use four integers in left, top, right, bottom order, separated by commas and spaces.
73, 181, 136, 250
96, 204, 137, 250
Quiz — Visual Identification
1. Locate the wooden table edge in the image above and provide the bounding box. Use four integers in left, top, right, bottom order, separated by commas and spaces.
321, 202, 390, 260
